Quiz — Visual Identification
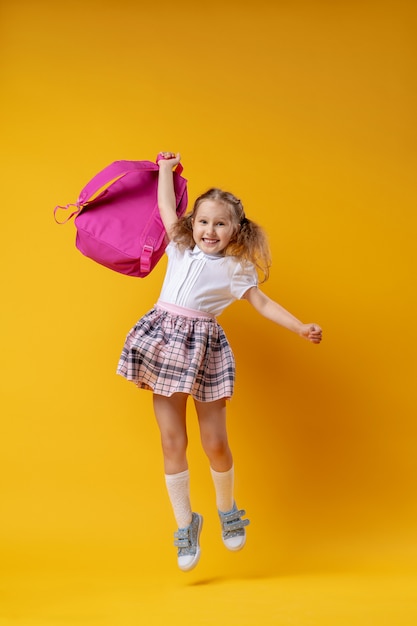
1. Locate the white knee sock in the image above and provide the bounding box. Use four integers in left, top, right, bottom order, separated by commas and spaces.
210, 465, 234, 513
165, 469, 192, 529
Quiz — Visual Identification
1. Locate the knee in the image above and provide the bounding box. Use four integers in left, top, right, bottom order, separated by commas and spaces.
201, 433, 229, 461
161, 431, 188, 459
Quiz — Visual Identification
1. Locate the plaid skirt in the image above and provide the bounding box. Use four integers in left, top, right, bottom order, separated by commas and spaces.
116, 302, 235, 402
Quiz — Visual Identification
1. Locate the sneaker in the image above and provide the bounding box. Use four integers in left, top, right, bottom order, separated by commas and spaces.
218, 503, 250, 551
174, 512, 203, 571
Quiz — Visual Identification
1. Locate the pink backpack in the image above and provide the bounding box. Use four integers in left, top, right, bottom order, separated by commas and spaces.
54, 158, 188, 277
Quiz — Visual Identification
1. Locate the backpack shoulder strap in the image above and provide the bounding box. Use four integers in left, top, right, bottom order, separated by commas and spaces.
77, 160, 156, 205
54, 159, 184, 224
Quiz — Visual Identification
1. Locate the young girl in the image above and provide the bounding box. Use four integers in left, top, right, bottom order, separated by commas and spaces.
117, 152, 322, 572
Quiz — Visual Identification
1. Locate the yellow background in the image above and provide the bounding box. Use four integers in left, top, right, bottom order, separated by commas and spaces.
1, 0, 416, 624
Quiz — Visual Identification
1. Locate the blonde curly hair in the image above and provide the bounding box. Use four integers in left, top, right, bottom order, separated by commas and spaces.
170, 188, 271, 282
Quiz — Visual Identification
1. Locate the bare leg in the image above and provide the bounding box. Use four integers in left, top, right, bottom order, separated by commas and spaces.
153, 392, 188, 474
194, 397, 233, 472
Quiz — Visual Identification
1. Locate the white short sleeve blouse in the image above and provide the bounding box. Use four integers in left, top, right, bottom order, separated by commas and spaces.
158, 242, 258, 316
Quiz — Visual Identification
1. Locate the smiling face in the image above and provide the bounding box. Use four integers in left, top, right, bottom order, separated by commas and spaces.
191, 200, 236, 255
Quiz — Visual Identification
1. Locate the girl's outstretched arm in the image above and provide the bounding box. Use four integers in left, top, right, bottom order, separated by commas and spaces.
244, 286, 323, 344
157, 152, 181, 239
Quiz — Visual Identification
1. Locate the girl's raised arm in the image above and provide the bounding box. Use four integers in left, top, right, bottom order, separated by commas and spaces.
157, 152, 181, 240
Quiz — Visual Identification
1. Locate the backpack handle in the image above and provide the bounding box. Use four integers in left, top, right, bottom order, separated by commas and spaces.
54, 159, 184, 224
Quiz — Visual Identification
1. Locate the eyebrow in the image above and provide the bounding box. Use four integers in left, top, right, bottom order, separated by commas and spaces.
196, 214, 229, 221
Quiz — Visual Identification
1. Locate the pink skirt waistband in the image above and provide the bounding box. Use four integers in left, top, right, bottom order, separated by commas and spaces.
156, 300, 216, 320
